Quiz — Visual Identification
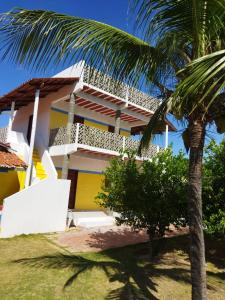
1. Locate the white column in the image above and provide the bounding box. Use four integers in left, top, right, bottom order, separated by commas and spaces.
25, 89, 40, 188
115, 109, 121, 134
61, 93, 76, 180
7, 101, 15, 143
164, 124, 169, 149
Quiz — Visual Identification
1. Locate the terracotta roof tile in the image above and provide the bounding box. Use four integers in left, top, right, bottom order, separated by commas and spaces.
0, 143, 27, 169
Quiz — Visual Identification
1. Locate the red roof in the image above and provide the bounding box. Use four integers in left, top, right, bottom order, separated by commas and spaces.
0, 143, 27, 169
0, 77, 78, 111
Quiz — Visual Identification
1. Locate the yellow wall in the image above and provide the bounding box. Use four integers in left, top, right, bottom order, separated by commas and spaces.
0, 170, 26, 204
57, 169, 61, 178
17, 170, 26, 190
49, 110, 131, 139
49, 109, 68, 129
84, 119, 108, 131
120, 129, 130, 137
75, 172, 104, 210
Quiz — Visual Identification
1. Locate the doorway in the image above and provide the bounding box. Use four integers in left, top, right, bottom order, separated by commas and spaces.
27, 115, 33, 144
74, 115, 84, 124
67, 169, 78, 209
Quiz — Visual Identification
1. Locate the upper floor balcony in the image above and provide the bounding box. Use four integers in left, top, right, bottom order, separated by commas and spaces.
82, 64, 160, 113
49, 123, 159, 160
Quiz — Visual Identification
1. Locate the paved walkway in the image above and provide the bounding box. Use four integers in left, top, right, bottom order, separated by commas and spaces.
52, 225, 187, 253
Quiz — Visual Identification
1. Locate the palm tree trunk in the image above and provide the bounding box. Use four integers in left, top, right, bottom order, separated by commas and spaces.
188, 120, 207, 300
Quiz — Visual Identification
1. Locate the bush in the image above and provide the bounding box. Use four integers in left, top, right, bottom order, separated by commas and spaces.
203, 140, 225, 236
97, 148, 188, 257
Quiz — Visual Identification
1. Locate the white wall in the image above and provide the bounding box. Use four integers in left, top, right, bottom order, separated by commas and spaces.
0, 178, 70, 238
53, 153, 109, 173
9, 130, 30, 163
12, 85, 74, 147
53, 61, 84, 78
10, 85, 74, 178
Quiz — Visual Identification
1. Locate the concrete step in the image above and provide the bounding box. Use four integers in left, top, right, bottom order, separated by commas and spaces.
68, 211, 115, 228
32, 151, 47, 180
36, 168, 46, 172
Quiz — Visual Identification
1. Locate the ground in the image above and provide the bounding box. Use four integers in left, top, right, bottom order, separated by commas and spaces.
51, 225, 188, 252
0, 228, 224, 300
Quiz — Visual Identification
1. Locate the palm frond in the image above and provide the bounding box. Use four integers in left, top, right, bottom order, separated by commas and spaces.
139, 98, 172, 153
132, 0, 225, 56
175, 50, 225, 106
0, 8, 165, 90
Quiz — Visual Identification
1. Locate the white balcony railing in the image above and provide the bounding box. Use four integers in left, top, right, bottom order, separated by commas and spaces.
49, 123, 158, 159
83, 65, 160, 112
0, 127, 7, 143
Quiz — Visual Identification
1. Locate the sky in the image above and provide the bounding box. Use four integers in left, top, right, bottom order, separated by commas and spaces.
0, 0, 223, 153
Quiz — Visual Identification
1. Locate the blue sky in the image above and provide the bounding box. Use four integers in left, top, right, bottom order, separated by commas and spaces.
0, 0, 223, 153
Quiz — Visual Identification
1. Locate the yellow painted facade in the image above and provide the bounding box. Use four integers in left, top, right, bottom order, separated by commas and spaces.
84, 119, 108, 131
75, 172, 104, 210
17, 170, 26, 190
49, 109, 68, 129
57, 169, 61, 178
0, 170, 26, 204
49, 110, 132, 211
120, 129, 130, 137
49, 109, 131, 138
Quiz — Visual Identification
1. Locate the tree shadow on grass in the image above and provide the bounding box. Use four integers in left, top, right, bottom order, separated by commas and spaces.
13, 243, 193, 300
14, 252, 158, 299
12, 234, 225, 299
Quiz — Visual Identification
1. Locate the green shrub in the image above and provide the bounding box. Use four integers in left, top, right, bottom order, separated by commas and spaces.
203, 140, 225, 236
97, 148, 188, 257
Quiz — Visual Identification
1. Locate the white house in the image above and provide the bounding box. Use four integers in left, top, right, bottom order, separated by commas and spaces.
0, 61, 175, 237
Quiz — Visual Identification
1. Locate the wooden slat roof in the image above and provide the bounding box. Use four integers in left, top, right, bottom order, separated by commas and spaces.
0, 77, 78, 111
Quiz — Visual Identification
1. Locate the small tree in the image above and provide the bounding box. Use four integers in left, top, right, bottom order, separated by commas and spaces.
97, 149, 188, 258
203, 140, 225, 236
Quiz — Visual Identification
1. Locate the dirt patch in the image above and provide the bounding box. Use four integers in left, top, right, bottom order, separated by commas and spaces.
51, 225, 188, 253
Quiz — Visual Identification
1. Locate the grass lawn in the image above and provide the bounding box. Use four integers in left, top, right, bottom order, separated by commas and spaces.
0, 233, 224, 300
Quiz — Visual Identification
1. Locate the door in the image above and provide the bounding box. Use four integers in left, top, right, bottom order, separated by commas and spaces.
68, 169, 78, 209
108, 125, 115, 133
74, 115, 84, 124
27, 115, 33, 144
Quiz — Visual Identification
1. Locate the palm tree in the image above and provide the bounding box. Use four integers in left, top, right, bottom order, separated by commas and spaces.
1, 2, 225, 299
175, 50, 225, 125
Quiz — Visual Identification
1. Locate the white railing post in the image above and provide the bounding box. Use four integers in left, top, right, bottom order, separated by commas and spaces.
25, 89, 40, 188
157, 145, 160, 153
164, 124, 169, 149
115, 109, 121, 134
75, 123, 80, 145
122, 136, 126, 152
7, 101, 15, 143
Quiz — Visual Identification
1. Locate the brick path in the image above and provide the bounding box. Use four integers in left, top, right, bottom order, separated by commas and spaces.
52, 225, 187, 253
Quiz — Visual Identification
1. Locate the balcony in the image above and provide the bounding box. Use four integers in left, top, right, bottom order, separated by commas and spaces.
82, 65, 160, 112
49, 123, 159, 159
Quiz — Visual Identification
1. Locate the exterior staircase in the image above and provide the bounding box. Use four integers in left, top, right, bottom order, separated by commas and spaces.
32, 150, 47, 180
